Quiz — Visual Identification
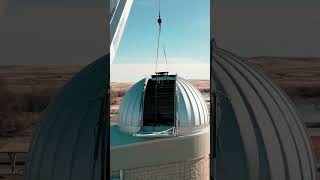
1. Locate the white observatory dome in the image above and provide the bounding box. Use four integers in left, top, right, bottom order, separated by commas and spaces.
211, 41, 317, 180
118, 75, 209, 135
25, 55, 109, 180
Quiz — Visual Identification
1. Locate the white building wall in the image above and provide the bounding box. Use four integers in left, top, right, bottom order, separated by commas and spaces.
120, 156, 209, 180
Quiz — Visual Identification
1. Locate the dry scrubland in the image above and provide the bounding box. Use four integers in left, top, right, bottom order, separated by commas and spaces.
0, 58, 319, 135
0, 58, 320, 179
0, 65, 82, 138
0, 59, 320, 137
248, 57, 320, 98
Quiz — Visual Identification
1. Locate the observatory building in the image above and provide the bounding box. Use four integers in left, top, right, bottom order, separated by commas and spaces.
23, 48, 317, 180
118, 74, 209, 135
24, 0, 317, 179
110, 73, 210, 179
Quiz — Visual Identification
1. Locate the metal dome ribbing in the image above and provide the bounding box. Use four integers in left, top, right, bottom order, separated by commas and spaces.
211, 42, 316, 180
25, 55, 109, 180
118, 79, 145, 134
118, 76, 209, 134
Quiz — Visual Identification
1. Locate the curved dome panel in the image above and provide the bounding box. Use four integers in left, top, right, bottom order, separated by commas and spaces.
176, 77, 209, 130
118, 76, 209, 134
118, 79, 145, 134
211, 43, 317, 180
25, 55, 109, 180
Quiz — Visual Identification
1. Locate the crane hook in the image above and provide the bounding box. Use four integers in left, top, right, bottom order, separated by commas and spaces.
157, 15, 162, 27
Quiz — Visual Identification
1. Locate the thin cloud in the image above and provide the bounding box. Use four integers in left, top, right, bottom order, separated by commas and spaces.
111, 63, 210, 82
113, 56, 209, 64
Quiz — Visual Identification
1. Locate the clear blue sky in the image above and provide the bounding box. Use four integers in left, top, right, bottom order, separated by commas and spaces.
113, 0, 210, 64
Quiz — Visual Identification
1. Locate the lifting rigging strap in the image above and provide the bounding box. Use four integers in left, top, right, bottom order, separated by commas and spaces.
155, 0, 168, 73
155, 0, 161, 127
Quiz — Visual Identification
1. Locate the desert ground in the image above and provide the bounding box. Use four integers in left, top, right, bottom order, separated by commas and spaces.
0, 57, 319, 179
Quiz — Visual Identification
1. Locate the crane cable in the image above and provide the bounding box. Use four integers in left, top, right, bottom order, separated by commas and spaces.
155, 0, 168, 73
